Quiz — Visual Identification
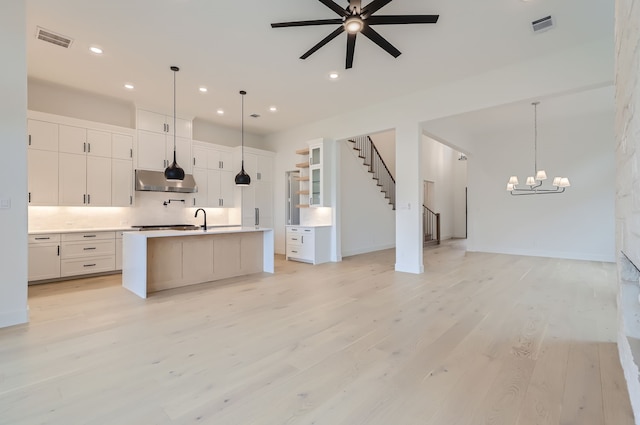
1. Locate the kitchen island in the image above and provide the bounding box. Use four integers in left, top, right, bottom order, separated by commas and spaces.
122, 227, 274, 298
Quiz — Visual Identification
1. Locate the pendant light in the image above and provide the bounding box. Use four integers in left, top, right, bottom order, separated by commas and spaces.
235, 90, 251, 186
164, 66, 185, 181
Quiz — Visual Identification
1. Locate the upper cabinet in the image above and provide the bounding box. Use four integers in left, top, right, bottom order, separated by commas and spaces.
27, 112, 135, 208
191, 142, 235, 208
293, 139, 332, 208
137, 109, 191, 138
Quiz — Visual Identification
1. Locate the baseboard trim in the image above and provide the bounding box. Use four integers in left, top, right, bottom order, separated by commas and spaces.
342, 243, 395, 258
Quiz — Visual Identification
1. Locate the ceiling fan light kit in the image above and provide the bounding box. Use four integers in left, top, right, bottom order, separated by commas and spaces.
506, 102, 570, 196
271, 0, 439, 69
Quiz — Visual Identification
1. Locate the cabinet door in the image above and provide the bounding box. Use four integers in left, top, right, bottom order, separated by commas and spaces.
87, 129, 112, 158
207, 169, 222, 207
86, 156, 112, 206
112, 159, 133, 207
192, 167, 208, 207
310, 167, 321, 206
256, 155, 273, 182
59, 125, 87, 154
192, 146, 209, 169
310, 145, 321, 166
242, 152, 258, 179
112, 134, 133, 160
28, 119, 58, 151
115, 237, 122, 270
218, 150, 233, 171
28, 243, 60, 281
28, 149, 59, 205
137, 110, 167, 134
255, 180, 273, 222
137, 130, 166, 171
173, 117, 192, 138
59, 153, 87, 206
219, 170, 235, 208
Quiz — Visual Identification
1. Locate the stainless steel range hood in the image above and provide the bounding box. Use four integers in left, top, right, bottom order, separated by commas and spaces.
135, 170, 198, 193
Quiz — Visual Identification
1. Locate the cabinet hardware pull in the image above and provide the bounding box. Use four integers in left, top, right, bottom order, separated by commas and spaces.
193, 158, 196, 166
28, 192, 31, 203
88, 143, 91, 153
130, 195, 133, 205
292, 250, 298, 253
83, 235, 97, 238
83, 247, 96, 250
83, 194, 86, 204
130, 148, 133, 158
83, 264, 96, 267
87, 194, 91, 204
57, 245, 60, 256
84, 142, 86, 153
28, 135, 31, 145
35, 237, 50, 240
301, 236, 304, 243
166, 124, 170, 133
219, 161, 222, 169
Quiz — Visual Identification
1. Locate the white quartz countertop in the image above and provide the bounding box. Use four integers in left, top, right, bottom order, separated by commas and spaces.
28, 227, 137, 235
126, 226, 272, 239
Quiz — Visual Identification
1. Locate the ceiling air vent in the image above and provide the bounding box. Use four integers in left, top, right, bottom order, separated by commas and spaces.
36, 27, 73, 48
531, 16, 554, 33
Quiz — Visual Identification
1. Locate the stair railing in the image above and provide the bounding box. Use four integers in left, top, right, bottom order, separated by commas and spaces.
423, 205, 440, 245
350, 136, 395, 209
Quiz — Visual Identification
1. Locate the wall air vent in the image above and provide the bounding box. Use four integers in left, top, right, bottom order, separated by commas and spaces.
531, 16, 554, 33
36, 27, 73, 48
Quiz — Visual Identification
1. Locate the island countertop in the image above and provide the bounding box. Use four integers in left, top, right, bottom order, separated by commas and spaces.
123, 227, 274, 298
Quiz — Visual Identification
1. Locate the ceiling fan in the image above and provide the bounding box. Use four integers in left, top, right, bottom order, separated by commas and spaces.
271, 0, 439, 69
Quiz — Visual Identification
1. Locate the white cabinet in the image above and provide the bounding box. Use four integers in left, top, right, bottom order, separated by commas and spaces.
28, 119, 58, 151
58, 126, 112, 157
112, 159, 133, 206
285, 226, 331, 264
60, 232, 116, 277
309, 143, 323, 207
115, 232, 124, 270
137, 130, 191, 173
191, 143, 235, 208
112, 133, 133, 160
28, 149, 59, 205
241, 150, 274, 228
28, 234, 61, 281
58, 153, 111, 206
137, 109, 191, 138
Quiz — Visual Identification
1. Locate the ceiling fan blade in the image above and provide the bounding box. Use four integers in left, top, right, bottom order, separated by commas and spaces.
300, 26, 345, 60
360, 25, 401, 58
361, 0, 393, 18
271, 19, 343, 28
367, 15, 440, 25
349, 0, 362, 14
318, 0, 349, 17
346, 32, 357, 69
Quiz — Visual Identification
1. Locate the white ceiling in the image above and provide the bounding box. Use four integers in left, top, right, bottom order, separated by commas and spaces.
26, 0, 613, 135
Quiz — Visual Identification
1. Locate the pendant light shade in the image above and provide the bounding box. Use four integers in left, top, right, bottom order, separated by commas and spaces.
164, 66, 185, 181
235, 90, 251, 186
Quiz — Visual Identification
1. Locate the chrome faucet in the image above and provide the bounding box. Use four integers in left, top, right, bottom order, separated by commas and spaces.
194, 208, 207, 231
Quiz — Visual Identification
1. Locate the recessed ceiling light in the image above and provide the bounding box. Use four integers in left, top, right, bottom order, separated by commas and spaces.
199, 87, 208, 93
89, 46, 103, 54
124, 84, 134, 90
216, 109, 224, 115
269, 106, 277, 112
328, 72, 340, 80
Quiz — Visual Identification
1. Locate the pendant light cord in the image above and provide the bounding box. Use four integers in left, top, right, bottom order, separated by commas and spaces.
240, 90, 246, 166
173, 68, 177, 160
533, 101, 538, 174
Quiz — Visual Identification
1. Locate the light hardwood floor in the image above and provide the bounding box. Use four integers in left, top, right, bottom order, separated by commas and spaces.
0, 240, 634, 425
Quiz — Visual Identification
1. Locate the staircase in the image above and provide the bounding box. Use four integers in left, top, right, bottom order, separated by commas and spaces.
423, 205, 441, 246
348, 136, 396, 210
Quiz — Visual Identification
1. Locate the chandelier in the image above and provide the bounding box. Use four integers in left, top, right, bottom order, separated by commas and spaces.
506, 101, 570, 196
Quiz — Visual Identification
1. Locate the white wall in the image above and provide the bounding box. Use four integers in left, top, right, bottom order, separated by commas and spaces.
29, 78, 135, 128
466, 109, 615, 261
340, 141, 395, 257
193, 118, 265, 149
0, 0, 29, 328
421, 136, 467, 241
264, 39, 613, 273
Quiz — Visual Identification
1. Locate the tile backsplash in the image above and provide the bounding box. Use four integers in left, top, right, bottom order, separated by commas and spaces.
28, 191, 237, 231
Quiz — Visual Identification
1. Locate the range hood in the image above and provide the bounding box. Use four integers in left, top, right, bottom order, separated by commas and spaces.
135, 170, 198, 193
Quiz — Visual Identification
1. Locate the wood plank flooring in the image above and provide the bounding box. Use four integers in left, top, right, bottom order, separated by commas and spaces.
0, 240, 634, 425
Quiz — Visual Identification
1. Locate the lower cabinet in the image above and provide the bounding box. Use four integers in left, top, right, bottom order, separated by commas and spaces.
28, 234, 61, 281
285, 226, 331, 265
29, 231, 121, 283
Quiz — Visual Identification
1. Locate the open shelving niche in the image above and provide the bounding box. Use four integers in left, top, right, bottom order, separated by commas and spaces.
295, 147, 310, 208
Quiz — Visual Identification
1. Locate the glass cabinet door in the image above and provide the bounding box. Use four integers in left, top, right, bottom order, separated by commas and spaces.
310, 168, 321, 206
310, 146, 321, 166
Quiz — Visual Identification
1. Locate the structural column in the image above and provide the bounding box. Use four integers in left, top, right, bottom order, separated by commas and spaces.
0, 0, 29, 327
395, 121, 424, 274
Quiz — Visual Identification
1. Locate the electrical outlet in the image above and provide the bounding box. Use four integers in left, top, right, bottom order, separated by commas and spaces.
0, 198, 10, 209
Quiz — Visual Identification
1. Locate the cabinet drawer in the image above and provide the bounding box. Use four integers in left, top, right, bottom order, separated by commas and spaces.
61, 256, 115, 277
286, 244, 313, 262
62, 232, 115, 242
29, 234, 61, 244
61, 240, 115, 259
